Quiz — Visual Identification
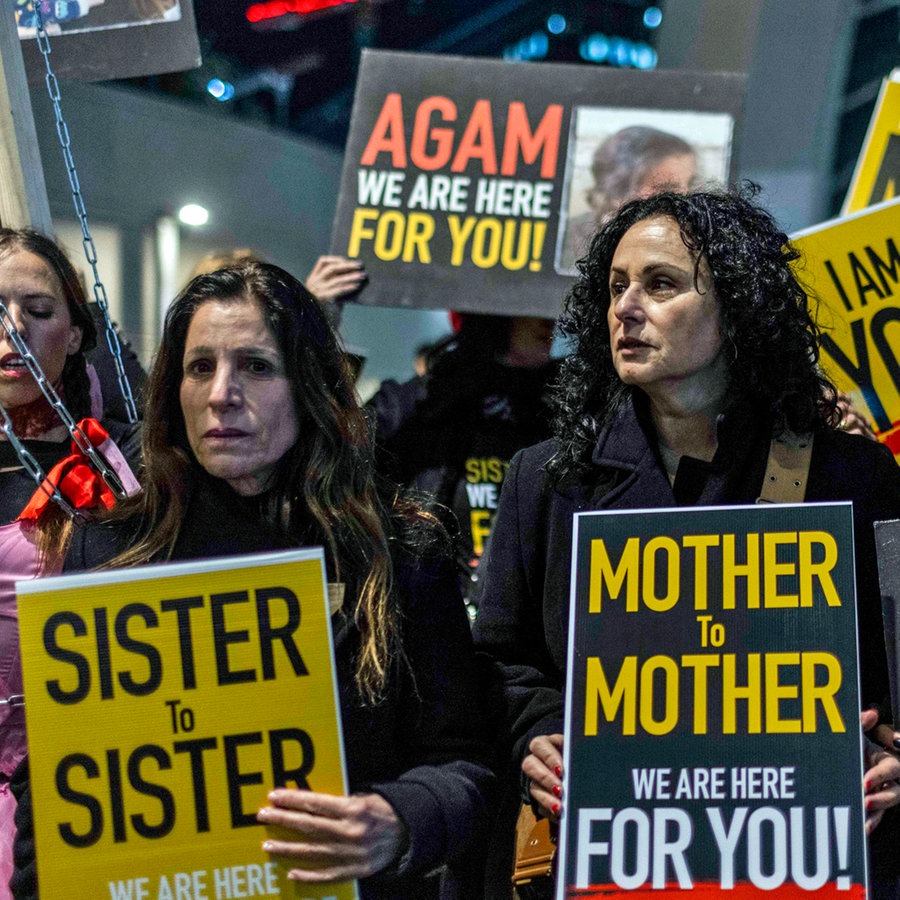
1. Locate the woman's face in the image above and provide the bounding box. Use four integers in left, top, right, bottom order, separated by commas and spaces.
607, 215, 727, 409
0, 248, 82, 410
179, 296, 299, 496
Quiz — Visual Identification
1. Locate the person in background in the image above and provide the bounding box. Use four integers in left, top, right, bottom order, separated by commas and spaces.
413, 337, 449, 377
11, 260, 493, 900
370, 311, 558, 615
474, 186, 900, 898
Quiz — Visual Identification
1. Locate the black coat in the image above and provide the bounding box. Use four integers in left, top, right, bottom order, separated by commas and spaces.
371, 355, 559, 603
475, 398, 900, 756
13, 472, 495, 900
472, 397, 900, 893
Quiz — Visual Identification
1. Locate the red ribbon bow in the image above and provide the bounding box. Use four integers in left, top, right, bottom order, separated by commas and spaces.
17, 418, 118, 522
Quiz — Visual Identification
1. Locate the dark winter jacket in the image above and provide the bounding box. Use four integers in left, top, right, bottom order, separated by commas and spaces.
371, 355, 558, 600
473, 396, 900, 892
475, 398, 900, 754
12, 471, 495, 900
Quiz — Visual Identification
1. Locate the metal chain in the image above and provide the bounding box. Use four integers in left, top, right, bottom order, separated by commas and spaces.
0, 302, 126, 497
0, 402, 80, 520
32, 3, 139, 424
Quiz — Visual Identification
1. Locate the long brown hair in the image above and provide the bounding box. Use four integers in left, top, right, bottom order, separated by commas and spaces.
0, 229, 98, 569
0, 228, 97, 418
107, 261, 415, 701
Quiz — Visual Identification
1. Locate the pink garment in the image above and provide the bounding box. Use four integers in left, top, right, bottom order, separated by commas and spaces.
87, 364, 103, 420
0, 521, 45, 776
0, 418, 139, 898
0, 522, 59, 899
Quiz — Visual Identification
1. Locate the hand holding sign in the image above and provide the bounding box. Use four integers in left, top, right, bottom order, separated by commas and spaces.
861, 708, 900, 835
523, 733, 564, 821
258, 789, 405, 882
836, 393, 877, 440
305, 256, 368, 303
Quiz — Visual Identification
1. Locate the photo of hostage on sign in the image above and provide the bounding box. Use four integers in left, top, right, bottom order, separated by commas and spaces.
559, 504, 869, 899
17, 0, 198, 84
554, 109, 734, 274
330, 50, 743, 317
15, 0, 180, 38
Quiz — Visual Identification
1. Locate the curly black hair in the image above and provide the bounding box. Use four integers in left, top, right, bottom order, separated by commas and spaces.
549, 184, 838, 481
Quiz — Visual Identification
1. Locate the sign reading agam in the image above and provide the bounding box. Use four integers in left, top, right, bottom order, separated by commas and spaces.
843, 69, 900, 214
331, 49, 742, 317
559, 503, 867, 898
791, 198, 900, 459
17, 549, 357, 900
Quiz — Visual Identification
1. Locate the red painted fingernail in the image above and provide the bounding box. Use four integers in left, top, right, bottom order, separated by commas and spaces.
554, 765, 562, 777
552, 803, 561, 816
552, 784, 562, 797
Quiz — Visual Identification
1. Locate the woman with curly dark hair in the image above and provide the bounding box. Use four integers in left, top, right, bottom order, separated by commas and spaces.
474, 187, 900, 898
552, 186, 835, 477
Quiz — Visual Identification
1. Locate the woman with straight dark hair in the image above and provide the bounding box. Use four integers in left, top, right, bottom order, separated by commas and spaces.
12, 261, 493, 900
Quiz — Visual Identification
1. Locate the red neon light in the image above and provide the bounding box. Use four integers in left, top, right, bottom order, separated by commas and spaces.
246, 0, 359, 23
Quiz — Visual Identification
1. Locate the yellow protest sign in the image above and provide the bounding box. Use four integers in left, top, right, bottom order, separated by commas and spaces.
843, 69, 900, 214
791, 198, 900, 459
17, 549, 357, 900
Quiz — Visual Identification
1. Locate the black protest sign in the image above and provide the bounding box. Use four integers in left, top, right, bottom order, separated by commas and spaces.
331, 50, 743, 317
559, 503, 866, 898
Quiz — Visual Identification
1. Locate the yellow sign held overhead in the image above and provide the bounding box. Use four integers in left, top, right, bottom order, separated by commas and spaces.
792, 198, 900, 459
17, 549, 357, 900
843, 68, 900, 214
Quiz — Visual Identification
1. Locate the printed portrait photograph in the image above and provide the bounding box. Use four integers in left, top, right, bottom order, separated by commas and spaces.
555, 106, 735, 274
